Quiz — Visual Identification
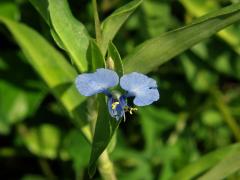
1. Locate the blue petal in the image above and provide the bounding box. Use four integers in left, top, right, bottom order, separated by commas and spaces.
120, 72, 159, 106
75, 68, 119, 96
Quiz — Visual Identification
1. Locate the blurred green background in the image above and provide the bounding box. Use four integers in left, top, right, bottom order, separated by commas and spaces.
1, 0, 240, 179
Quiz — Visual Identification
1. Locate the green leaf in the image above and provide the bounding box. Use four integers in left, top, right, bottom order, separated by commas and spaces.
87, 39, 105, 71
0, 1, 20, 20
48, 0, 89, 72
123, 2, 240, 74
28, 0, 49, 25
180, 0, 240, 55
180, 53, 218, 92
170, 143, 240, 180
86, 40, 118, 176
199, 146, 240, 180
20, 124, 60, 159
0, 53, 46, 135
0, 16, 87, 127
107, 42, 124, 76
88, 95, 121, 177
64, 130, 91, 172
142, 1, 171, 37
101, 0, 143, 55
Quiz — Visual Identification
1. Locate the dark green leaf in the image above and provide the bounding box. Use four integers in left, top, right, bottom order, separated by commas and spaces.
123, 3, 240, 74
88, 95, 121, 177
28, 0, 49, 25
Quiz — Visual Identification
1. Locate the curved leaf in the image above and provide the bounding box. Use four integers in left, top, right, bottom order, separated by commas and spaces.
88, 95, 122, 177
108, 42, 124, 76
101, 0, 143, 55
170, 143, 240, 180
123, 3, 240, 74
199, 146, 240, 180
87, 39, 105, 71
28, 0, 49, 24
48, 0, 89, 72
0, 16, 87, 127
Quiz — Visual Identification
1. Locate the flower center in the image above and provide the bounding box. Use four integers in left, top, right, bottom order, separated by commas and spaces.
124, 106, 138, 114
111, 101, 120, 110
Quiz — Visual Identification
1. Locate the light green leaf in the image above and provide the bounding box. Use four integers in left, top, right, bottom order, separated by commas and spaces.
0, 16, 87, 127
123, 3, 240, 74
199, 146, 240, 180
88, 95, 121, 177
170, 143, 240, 180
48, 0, 89, 72
101, 0, 143, 55
107, 42, 124, 76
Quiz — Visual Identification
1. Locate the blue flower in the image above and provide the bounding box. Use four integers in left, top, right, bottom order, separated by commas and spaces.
75, 68, 159, 120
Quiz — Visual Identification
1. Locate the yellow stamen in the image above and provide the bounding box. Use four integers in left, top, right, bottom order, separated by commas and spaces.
129, 107, 138, 115
111, 102, 119, 109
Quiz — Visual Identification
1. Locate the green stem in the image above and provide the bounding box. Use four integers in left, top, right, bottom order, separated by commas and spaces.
90, 1, 117, 179
39, 158, 57, 180
92, 0, 102, 44
98, 150, 117, 180
85, 96, 117, 179
211, 89, 240, 142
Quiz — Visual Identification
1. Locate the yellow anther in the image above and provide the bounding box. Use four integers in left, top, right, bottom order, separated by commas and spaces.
129, 107, 138, 115
111, 102, 119, 109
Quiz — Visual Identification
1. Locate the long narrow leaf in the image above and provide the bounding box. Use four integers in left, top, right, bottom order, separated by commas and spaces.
88, 95, 121, 177
28, 0, 49, 24
0, 16, 87, 127
199, 146, 240, 180
170, 143, 240, 180
108, 42, 124, 77
48, 0, 89, 72
101, 0, 143, 55
123, 3, 240, 74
